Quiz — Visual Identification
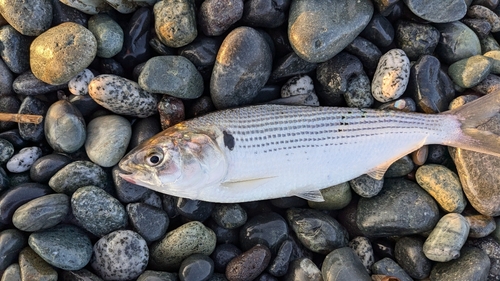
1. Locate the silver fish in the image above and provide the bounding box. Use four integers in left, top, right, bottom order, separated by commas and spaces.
119, 91, 500, 203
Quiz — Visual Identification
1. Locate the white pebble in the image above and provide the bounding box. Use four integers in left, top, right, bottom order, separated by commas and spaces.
69, 69, 94, 96
371, 49, 410, 103
6, 146, 42, 173
281, 75, 315, 98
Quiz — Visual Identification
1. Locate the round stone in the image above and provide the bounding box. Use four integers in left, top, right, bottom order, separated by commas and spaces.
0, 229, 27, 272
30, 22, 97, 85
403, 0, 467, 23
371, 48, 410, 102
28, 224, 92, 271
44, 100, 86, 153
423, 213, 470, 262
127, 202, 169, 243
321, 247, 371, 281
268, 239, 294, 277
225, 244, 271, 281
12, 193, 70, 232
211, 203, 247, 229
396, 20, 440, 61
154, 0, 197, 48
85, 115, 131, 167
349, 174, 384, 198
178, 254, 214, 281
91, 230, 149, 280
241, 0, 289, 28
6, 146, 42, 173
0, 0, 52, 36
71, 185, 128, 237
88, 14, 123, 58
49, 160, 107, 195
448, 55, 492, 88
430, 247, 490, 280
138, 56, 204, 99
281, 75, 315, 98
30, 152, 71, 184
308, 182, 352, 210
68, 69, 94, 96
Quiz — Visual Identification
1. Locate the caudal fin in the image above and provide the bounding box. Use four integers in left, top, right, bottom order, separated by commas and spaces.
444, 90, 500, 157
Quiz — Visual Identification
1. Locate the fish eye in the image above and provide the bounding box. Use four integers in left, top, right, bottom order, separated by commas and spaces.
145, 152, 163, 166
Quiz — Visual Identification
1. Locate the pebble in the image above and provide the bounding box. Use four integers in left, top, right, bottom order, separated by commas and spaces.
211, 243, 242, 273
226, 244, 271, 281
127, 202, 169, 243
415, 164, 466, 213
448, 55, 492, 88
285, 257, 322, 281
0, 0, 52, 36
403, 0, 467, 23
85, 115, 132, 167
348, 236, 374, 273
385, 155, 414, 177
12, 71, 68, 96
396, 21, 440, 61
58, 0, 108, 15
12, 193, 69, 232
344, 37, 382, 71
91, 230, 149, 280
68, 69, 94, 96
463, 207, 496, 238
210, 26, 272, 110
176, 198, 214, 222
44, 100, 86, 153
371, 49, 410, 103
394, 236, 431, 279
154, 0, 197, 48
211, 203, 247, 229
286, 208, 348, 254
485, 50, 500, 74
199, 0, 243, 36
51, 0, 88, 26
71, 186, 128, 237
0, 229, 26, 272
30, 22, 97, 85
462, 18, 492, 39
178, 35, 221, 67
49, 160, 107, 194
371, 257, 413, 281
435, 21, 481, 65
0, 59, 12, 94
30, 154, 70, 184
357, 178, 440, 237
28, 224, 92, 270
268, 239, 293, 277
18, 247, 58, 281
137, 270, 178, 281
18, 96, 47, 142
281, 75, 315, 98
138, 56, 204, 99
468, 5, 500, 32
360, 13, 394, 48
307, 182, 352, 210
241, 0, 289, 28
0, 138, 14, 164
466, 236, 500, 281
0, 167, 8, 191
6, 146, 42, 173
423, 213, 470, 262
429, 247, 490, 281
60, 269, 103, 281
270, 52, 317, 82
87, 14, 123, 58
1, 263, 21, 281
288, 0, 373, 63
0, 25, 30, 74
150, 221, 216, 271
349, 174, 384, 198
321, 247, 371, 281
88, 74, 158, 118
179, 254, 214, 281
105, 0, 137, 14
0, 182, 52, 225
239, 212, 289, 253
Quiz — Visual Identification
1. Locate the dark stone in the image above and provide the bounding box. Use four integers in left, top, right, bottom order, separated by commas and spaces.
158, 96, 185, 130
12, 71, 68, 96
178, 35, 222, 67
0, 25, 30, 74
18, 96, 47, 142
127, 203, 169, 243
372, 238, 395, 260
198, 0, 243, 36
360, 13, 394, 47
268, 239, 293, 277
185, 96, 216, 118
344, 37, 382, 70
179, 254, 214, 281
430, 247, 490, 281
0, 229, 27, 271
0, 58, 13, 94
241, 0, 291, 28
266, 26, 294, 59
372, 0, 399, 16
285, 257, 322, 281
44, 100, 86, 153
226, 244, 271, 281
50, 0, 88, 26
98, 58, 125, 76
205, 219, 239, 245
270, 197, 308, 209
252, 84, 282, 104
435, 21, 481, 65
396, 20, 440, 61
0, 95, 20, 131
337, 198, 364, 238
371, 257, 413, 281
211, 243, 242, 273
466, 236, 500, 281
322, 247, 371, 281
161, 194, 180, 218
239, 212, 289, 253
462, 18, 492, 39
0, 182, 52, 225
68, 93, 103, 118
149, 37, 176, 56
394, 236, 432, 279
176, 198, 214, 222
31, 153, 70, 183
403, 0, 467, 23
0, 129, 29, 149
270, 52, 317, 82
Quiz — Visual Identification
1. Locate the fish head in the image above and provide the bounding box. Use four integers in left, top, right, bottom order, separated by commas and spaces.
118, 125, 228, 198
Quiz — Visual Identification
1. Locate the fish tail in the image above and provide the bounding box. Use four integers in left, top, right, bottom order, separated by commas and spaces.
443, 90, 500, 157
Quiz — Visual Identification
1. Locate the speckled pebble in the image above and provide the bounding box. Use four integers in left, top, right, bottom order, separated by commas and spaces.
6, 146, 41, 173
211, 203, 247, 229
0, 0, 52, 36
385, 155, 414, 177
91, 230, 149, 280
349, 174, 384, 198
344, 72, 373, 108
348, 236, 374, 273
68, 69, 94, 96
127, 202, 169, 243
424, 213, 470, 262
150, 221, 216, 271
281, 75, 315, 98
448, 55, 492, 88
49, 160, 107, 194
153, 0, 197, 48
0, 138, 14, 164
225, 244, 271, 281
18, 96, 47, 142
18, 247, 58, 281
371, 49, 410, 102
28, 224, 92, 271
88, 74, 158, 118
12, 194, 69, 232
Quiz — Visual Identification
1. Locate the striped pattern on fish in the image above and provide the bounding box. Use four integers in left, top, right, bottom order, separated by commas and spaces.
119, 91, 500, 203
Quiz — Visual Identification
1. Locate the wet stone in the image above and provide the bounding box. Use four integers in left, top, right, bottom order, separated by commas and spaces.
239, 212, 289, 253
424, 213, 470, 262
28, 224, 92, 271
30, 22, 97, 85
462, 18, 492, 39
154, 0, 197, 47
0, 182, 52, 225
308, 182, 352, 210
0, 138, 14, 164
12, 193, 69, 232
158, 96, 185, 130
179, 254, 214, 281
435, 21, 482, 65
0, 95, 20, 131
176, 198, 214, 222
430, 247, 490, 281
466, 236, 500, 281
463, 207, 496, 238
150, 221, 216, 271
28, 154, 71, 183
371, 258, 413, 281
137, 270, 178, 281
288, 0, 373, 63
12, 71, 68, 96
91, 230, 149, 280
267, 239, 293, 277
0, 25, 30, 74
321, 247, 371, 281
206, 219, 240, 245
44, 100, 86, 154
178, 35, 221, 67
139, 56, 204, 99
0, 58, 13, 94
6, 146, 42, 173
211, 243, 242, 273
448, 55, 492, 88
394, 236, 431, 279
270, 52, 317, 82
18, 96, 47, 142
241, 0, 290, 28
60, 269, 103, 281
0, 0, 52, 36
371, 48, 410, 103
356, 178, 440, 237
287, 208, 348, 254
226, 244, 271, 281
349, 174, 384, 198
199, 0, 243, 36
344, 37, 382, 70
88, 14, 123, 58
49, 161, 107, 195
18, 247, 58, 281
385, 155, 414, 177
72, 186, 128, 237
360, 13, 394, 48
396, 21, 440, 61
285, 257, 322, 281
127, 203, 169, 243
88, 74, 158, 118
0, 229, 26, 272
211, 203, 247, 229
1, 263, 21, 281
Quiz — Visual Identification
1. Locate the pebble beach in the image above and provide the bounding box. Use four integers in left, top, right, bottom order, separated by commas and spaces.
2, 0, 500, 280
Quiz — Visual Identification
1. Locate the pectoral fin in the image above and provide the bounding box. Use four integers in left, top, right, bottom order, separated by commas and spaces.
221, 176, 276, 190
293, 190, 325, 202
366, 162, 392, 180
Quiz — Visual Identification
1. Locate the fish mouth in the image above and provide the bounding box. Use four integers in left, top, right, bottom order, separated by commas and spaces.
118, 172, 137, 185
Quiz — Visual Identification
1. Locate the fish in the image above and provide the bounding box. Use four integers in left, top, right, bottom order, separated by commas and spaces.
118, 91, 500, 203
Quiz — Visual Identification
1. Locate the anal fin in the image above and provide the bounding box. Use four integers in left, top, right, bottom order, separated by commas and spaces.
293, 190, 325, 202
366, 162, 392, 180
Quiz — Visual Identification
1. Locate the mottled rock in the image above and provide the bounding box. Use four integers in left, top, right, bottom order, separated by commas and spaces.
0, 0, 52, 36
321, 247, 371, 281
12, 194, 69, 232
87, 14, 123, 58
468, 5, 500, 32
403, 0, 467, 23
430, 247, 490, 281
349, 174, 384, 198
0, 138, 14, 164
448, 55, 492, 88
423, 213, 470, 262
18, 247, 58, 281
396, 21, 440, 61
463, 207, 496, 238
44, 100, 86, 154
348, 236, 374, 273
226, 244, 271, 281
154, 0, 197, 48
239, 212, 289, 253
435, 21, 482, 65
270, 52, 317, 82
371, 49, 410, 102
6, 146, 41, 173
211, 203, 247, 229
199, 0, 243, 36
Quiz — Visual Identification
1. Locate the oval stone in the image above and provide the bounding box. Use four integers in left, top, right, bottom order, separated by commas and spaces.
88, 14, 124, 58
88, 74, 158, 118
403, 0, 467, 23
85, 115, 131, 167
12, 193, 70, 232
30, 22, 97, 85
435, 21, 481, 65
28, 224, 92, 271
321, 247, 371, 281
153, 0, 197, 48
226, 244, 271, 281
44, 100, 86, 153
430, 247, 490, 281
49, 160, 107, 195
371, 49, 410, 102
288, 0, 373, 63
210, 26, 272, 110
0, 0, 52, 36
448, 55, 492, 88
0, 182, 52, 225
0, 229, 27, 272
423, 213, 470, 262
6, 146, 42, 173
